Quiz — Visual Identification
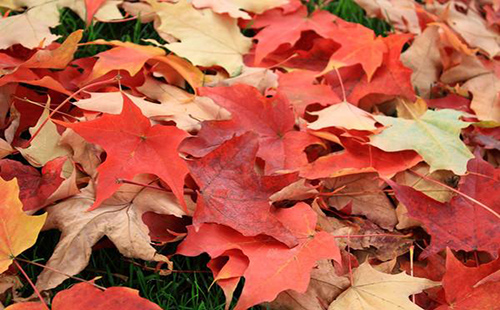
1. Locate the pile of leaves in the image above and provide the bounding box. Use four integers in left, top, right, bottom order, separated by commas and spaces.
1, 0, 500, 309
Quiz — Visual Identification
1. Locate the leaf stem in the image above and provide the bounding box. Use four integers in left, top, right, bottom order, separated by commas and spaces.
13, 259, 50, 310
15, 258, 106, 290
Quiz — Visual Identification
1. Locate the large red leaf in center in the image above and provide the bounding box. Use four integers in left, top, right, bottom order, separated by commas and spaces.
187, 133, 299, 247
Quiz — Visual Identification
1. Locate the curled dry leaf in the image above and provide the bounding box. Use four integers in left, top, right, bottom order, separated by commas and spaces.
35, 179, 187, 291
324, 173, 398, 230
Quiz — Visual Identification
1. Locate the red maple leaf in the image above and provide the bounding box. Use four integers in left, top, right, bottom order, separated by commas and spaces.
181, 84, 319, 173
251, 6, 339, 65
0, 157, 65, 212
301, 136, 421, 179
436, 248, 500, 310
325, 34, 415, 108
388, 156, 500, 258
187, 133, 299, 247
177, 202, 341, 310
54, 93, 189, 211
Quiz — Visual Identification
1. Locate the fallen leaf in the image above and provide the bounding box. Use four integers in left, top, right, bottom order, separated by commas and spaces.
0, 158, 66, 212
401, 25, 442, 98
54, 93, 189, 210
187, 132, 299, 247
324, 173, 398, 230
251, 6, 339, 65
434, 248, 500, 310
328, 262, 440, 310
8, 281, 162, 310
269, 259, 350, 310
177, 202, 341, 310
388, 155, 500, 258
301, 136, 422, 179
354, 0, 421, 34
35, 179, 183, 291
0, 177, 46, 273
308, 101, 378, 131
149, 0, 252, 75
18, 102, 72, 168
182, 84, 319, 173
277, 70, 341, 116
192, 0, 288, 19
370, 101, 473, 174
324, 23, 387, 81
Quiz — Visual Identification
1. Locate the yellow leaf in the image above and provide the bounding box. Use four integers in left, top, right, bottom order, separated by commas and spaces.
149, 0, 252, 75
0, 178, 46, 273
329, 262, 440, 310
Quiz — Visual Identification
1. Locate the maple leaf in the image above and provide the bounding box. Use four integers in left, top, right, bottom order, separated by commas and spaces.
251, 6, 339, 65
148, 0, 252, 75
54, 93, 189, 210
21, 30, 83, 69
206, 249, 249, 308
308, 101, 378, 131
436, 248, 500, 310
428, 1, 500, 58
84, 0, 108, 25
0, 177, 46, 274
388, 156, 500, 258
187, 132, 299, 247
0, 0, 122, 49
0, 158, 65, 212
80, 40, 165, 84
394, 163, 454, 230
36, 179, 185, 291
7, 282, 162, 310
177, 202, 341, 310
440, 55, 500, 122
329, 262, 440, 310
301, 136, 421, 179
182, 84, 319, 173
324, 23, 387, 81
208, 66, 278, 93
325, 34, 416, 107
370, 100, 473, 174
192, 0, 288, 19
277, 70, 341, 117
270, 259, 350, 310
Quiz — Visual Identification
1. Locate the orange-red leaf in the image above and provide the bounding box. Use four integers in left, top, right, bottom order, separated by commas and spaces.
54, 94, 188, 211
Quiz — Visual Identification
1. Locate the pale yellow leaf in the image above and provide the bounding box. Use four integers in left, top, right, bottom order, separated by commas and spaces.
308, 101, 377, 131
36, 177, 193, 291
149, 0, 252, 75
328, 262, 440, 310
17, 103, 71, 168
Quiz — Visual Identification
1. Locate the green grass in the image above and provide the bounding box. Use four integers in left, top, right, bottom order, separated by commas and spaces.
7, 1, 389, 309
